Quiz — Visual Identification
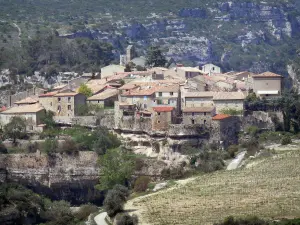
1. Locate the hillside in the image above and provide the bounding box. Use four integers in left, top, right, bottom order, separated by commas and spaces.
0, 0, 300, 75
126, 149, 300, 224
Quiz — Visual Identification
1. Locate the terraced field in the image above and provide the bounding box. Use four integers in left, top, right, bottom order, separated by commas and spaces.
127, 150, 300, 225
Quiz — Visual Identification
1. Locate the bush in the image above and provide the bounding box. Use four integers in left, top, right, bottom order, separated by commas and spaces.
134, 176, 151, 192
104, 185, 129, 218
214, 216, 268, 225
190, 150, 225, 173
60, 138, 79, 155
116, 213, 138, 225
0, 142, 8, 154
227, 145, 239, 158
74, 204, 98, 221
43, 139, 58, 154
246, 126, 259, 137
27, 142, 38, 153
281, 135, 292, 145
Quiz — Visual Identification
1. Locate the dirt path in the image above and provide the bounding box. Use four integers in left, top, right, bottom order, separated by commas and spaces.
12, 22, 22, 47
94, 212, 108, 225
124, 177, 197, 225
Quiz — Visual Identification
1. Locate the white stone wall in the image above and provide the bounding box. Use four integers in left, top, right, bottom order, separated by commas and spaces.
214, 100, 244, 113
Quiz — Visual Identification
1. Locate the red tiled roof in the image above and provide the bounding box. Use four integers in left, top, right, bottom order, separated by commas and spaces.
153, 106, 174, 112
252, 71, 282, 78
0, 106, 7, 112
39, 91, 58, 97
212, 114, 231, 120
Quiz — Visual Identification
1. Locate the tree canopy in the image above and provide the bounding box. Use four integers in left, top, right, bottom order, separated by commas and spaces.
78, 83, 93, 97
146, 46, 167, 67
4, 116, 27, 143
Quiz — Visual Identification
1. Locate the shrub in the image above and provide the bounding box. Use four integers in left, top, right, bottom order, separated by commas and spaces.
43, 138, 58, 154
134, 176, 151, 192
246, 126, 259, 137
104, 185, 129, 218
135, 158, 145, 171
116, 213, 138, 225
60, 138, 79, 155
215, 216, 268, 225
0, 142, 8, 154
281, 135, 292, 145
190, 150, 225, 173
227, 145, 239, 158
27, 142, 38, 153
74, 204, 98, 221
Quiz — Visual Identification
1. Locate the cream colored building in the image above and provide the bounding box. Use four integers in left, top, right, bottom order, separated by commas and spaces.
164, 67, 203, 80
87, 88, 118, 107
213, 92, 245, 113
38, 91, 58, 112
0, 103, 46, 132
202, 63, 221, 75
251, 72, 282, 98
183, 92, 214, 108
155, 85, 180, 108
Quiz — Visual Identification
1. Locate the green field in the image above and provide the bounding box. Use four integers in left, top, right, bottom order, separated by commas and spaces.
128, 150, 300, 225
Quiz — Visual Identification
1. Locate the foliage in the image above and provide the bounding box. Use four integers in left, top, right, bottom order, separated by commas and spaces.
27, 141, 39, 153
214, 216, 269, 225
161, 165, 187, 179
281, 135, 292, 145
96, 148, 135, 190
41, 110, 56, 128
4, 116, 27, 143
246, 125, 260, 137
60, 138, 79, 155
227, 145, 239, 158
103, 184, 129, 218
0, 142, 8, 154
145, 46, 167, 67
134, 176, 151, 192
220, 108, 243, 116
116, 213, 138, 225
73, 204, 98, 221
78, 83, 93, 97
43, 138, 59, 154
190, 150, 225, 173
124, 64, 132, 72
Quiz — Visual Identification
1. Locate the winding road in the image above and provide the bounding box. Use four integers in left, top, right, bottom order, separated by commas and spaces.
12, 22, 22, 47
226, 151, 246, 170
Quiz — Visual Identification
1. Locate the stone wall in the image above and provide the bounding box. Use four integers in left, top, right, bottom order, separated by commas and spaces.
7, 87, 45, 107
242, 111, 282, 131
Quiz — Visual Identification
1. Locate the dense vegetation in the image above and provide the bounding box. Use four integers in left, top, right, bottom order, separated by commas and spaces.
0, 183, 98, 225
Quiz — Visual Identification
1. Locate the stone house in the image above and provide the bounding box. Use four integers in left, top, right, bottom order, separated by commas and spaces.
120, 87, 157, 110
183, 92, 215, 108
164, 66, 202, 80
154, 85, 180, 108
87, 89, 118, 108
152, 106, 175, 131
202, 63, 221, 75
38, 91, 59, 112
101, 65, 125, 78
53, 91, 86, 117
14, 97, 38, 106
182, 107, 215, 126
213, 92, 245, 114
251, 72, 282, 98
211, 114, 240, 148
0, 103, 46, 132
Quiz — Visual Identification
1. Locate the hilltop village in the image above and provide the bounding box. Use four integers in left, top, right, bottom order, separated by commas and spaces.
0, 46, 283, 153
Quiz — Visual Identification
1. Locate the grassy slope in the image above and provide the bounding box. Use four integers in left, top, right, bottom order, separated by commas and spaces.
130, 150, 300, 225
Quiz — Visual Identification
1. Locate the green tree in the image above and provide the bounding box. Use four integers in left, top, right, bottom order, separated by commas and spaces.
43, 138, 58, 154
4, 116, 27, 144
41, 110, 56, 128
146, 46, 167, 67
96, 148, 134, 190
124, 64, 132, 72
78, 83, 93, 97
103, 184, 129, 217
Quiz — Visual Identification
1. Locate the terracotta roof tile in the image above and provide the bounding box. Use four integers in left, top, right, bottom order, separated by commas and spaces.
87, 89, 118, 101
14, 97, 38, 104
153, 106, 174, 112
212, 114, 231, 120
252, 71, 282, 78
39, 91, 58, 97
1, 103, 45, 114
54, 92, 79, 97
213, 92, 245, 100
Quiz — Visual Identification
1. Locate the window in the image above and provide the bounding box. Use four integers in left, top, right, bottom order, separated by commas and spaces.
192, 112, 195, 116
57, 106, 61, 111
204, 120, 207, 124
170, 92, 174, 96
204, 112, 207, 116
157, 112, 161, 116
191, 119, 195, 124
159, 92, 162, 97
68, 105, 71, 110
68, 97, 71, 102
157, 120, 160, 124
98, 100, 100, 103
144, 104, 147, 109
212, 67, 215, 71
50, 102, 52, 106
58, 97, 61, 102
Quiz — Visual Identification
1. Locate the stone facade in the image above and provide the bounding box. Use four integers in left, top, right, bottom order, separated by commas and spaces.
54, 93, 86, 117
182, 111, 214, 126
152, 107, 175, 131
214, 99, 244, 113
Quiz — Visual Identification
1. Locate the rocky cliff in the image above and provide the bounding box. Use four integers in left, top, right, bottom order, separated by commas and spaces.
57, 0, 300, 74
0, 152, 103, 205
